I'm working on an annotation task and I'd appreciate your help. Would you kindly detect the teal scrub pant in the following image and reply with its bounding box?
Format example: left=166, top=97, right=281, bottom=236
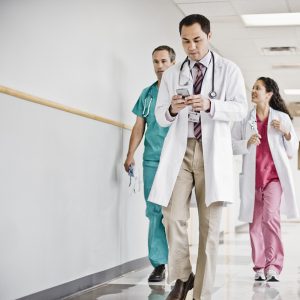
left=143, top=163, right=168, bottom=268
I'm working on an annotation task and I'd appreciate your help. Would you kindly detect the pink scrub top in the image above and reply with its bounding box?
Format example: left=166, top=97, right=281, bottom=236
left=255, top=115, right=279, bottom=189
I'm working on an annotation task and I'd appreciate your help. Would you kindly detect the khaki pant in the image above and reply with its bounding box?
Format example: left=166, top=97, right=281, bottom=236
left=163, top=139, right=223, bottom=300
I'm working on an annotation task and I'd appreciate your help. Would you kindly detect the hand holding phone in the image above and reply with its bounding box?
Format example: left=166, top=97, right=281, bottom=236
left=176, top=88, right=190, bottom=99
left=169, top=90, right=189, bottom=116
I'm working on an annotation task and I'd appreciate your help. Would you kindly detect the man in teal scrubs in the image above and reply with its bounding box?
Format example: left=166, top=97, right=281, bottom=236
left=124, top=45, right=176, bottom=282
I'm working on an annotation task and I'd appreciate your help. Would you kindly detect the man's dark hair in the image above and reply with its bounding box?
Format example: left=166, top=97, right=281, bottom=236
left=152, top=45, right=176, bottom=62
left=179, top=14, right=210, bottom=35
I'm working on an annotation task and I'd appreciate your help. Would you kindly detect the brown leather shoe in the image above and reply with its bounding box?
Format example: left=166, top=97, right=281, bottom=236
left=166, top=272, right=194, bottom=300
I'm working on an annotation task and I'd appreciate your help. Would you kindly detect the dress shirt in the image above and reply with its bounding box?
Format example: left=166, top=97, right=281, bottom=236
left=166, top=50, right=215, bottom=138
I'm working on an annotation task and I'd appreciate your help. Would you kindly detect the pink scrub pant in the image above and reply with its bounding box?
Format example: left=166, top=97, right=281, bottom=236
left=249, top=181, right=284, bottom=274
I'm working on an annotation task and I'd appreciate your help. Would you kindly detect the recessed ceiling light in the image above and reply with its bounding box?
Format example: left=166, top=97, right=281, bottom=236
left=284, top=89, right=300, bottom=95
left=241, top=13, right=300, bottom=26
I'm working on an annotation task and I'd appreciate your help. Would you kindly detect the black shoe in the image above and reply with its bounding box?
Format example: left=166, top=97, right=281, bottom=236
left=166, top=272, right=194, bottom=300
left=148, top=265, right=165, bottom=282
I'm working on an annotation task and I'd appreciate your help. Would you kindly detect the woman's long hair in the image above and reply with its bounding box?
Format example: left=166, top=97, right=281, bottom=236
left=258, top=76, right=293, bottom=120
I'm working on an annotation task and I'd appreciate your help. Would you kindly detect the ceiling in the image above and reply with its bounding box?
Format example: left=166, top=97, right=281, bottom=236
left=172, top=0, right=300, bottom=105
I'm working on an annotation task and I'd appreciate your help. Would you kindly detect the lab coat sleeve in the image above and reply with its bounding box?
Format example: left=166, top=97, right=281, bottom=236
left=155, top=71, right=174, bottom=127
left=231, top=120, right=249, bottom=155
left=283, top=116, right=299, bottom=158
left=212, top=64, right=248, bottom=122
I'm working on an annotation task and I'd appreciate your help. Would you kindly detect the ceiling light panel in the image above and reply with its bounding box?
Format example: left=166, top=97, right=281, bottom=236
left=241, top=13, right=300, bottom=26
left=284, top=89, right=300, bottom=95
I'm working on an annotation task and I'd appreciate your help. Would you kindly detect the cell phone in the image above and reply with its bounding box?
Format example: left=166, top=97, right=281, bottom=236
left=176, top=88, right=190, bottom=98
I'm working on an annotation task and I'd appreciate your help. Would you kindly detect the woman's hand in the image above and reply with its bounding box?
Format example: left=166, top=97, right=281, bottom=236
left=247, top=133, right=262, bottom=148
left=271, top=119, right=291, bottom=140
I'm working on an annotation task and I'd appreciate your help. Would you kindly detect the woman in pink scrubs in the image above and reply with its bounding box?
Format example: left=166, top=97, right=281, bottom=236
left=232, top=77, right=299, bottom=282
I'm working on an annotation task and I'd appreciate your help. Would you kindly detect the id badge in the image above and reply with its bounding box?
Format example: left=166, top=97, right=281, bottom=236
left=188, top=111, right=200, bottom=123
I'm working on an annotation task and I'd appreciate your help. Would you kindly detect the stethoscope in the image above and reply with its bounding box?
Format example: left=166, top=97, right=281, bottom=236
left=142, top=94, right=152, bottom=117
left=142, top=84, right=155, bottom=117
left=178, top=51, right=217, bottom=99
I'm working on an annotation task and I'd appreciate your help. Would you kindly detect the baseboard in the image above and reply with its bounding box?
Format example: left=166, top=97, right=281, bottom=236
left=17, top=257, right=149, bottom=300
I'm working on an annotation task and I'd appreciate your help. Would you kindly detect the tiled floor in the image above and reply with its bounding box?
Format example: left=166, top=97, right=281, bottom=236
left=66, top=222, right=300, bottom=299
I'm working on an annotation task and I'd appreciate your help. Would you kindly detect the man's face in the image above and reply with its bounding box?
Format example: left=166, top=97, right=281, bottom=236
left=180, top=23, right=211, bottom=61
left=152, top=50, right=174, bottom=82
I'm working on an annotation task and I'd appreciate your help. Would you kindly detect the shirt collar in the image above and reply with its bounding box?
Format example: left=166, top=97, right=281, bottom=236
left=189, top=50, right=211, bottom=69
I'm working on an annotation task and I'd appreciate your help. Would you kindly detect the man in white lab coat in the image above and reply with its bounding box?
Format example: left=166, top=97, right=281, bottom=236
left=148, top=14, right=248, bottom=300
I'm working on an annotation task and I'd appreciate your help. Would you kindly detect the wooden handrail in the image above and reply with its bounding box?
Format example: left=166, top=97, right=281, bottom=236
left=0, top=85, right=132, bottom=130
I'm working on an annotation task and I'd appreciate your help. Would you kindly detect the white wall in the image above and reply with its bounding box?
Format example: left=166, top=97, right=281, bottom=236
left=0, top=0, right=185, bottom=299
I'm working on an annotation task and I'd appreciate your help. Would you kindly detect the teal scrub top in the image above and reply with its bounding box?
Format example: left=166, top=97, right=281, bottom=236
left=132, top=82, right=169, bottom=165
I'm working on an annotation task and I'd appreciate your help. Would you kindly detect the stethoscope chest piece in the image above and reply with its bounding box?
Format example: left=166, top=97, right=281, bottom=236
left=209, top=90, right=217, bottom=99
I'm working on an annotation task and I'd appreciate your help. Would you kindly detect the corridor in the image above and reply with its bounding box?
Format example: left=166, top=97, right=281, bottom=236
left=65, top=222, right=300, bottom=300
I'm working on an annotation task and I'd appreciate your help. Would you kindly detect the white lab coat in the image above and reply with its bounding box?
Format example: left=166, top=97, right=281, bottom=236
left=148, top=51, right=248, bottom=207
left=232, top=107, right=299, bottom=222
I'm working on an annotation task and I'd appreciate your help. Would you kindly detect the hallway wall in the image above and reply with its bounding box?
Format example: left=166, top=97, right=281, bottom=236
left=0, top=0, right=185, bottom=299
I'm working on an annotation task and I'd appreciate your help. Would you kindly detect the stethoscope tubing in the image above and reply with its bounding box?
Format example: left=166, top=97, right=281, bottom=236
left=179, top=51, right=216, bottom=99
